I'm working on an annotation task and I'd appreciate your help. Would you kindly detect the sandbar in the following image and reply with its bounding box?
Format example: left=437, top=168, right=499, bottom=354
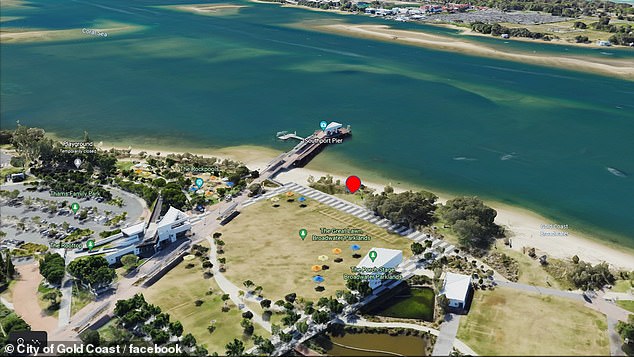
left=297, top=23, right=634, bottom=81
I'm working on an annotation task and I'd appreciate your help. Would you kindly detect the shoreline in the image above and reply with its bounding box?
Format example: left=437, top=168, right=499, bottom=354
left=0, top=21, right=144, bottom=44
left=57, top=134, right=634, bottom=270
left=294, top=23, right=634, bottom=81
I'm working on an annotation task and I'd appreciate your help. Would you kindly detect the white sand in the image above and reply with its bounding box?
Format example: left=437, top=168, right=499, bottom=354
left=102, top=141, right=634, bottom=270
left=277, top=167, right=634, bottom=270
left=299, top=23, right=634, bottom=81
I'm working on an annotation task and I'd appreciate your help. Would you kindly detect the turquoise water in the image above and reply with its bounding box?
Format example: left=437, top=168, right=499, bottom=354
left=1, top=0, right=633, bottom=244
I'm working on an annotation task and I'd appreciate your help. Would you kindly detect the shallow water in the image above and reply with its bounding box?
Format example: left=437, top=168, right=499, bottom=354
left=2, top=0, right=633, bottom=245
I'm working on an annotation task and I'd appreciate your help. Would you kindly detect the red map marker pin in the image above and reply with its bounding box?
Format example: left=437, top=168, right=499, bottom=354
left=346, top=175, right=361, bottom=193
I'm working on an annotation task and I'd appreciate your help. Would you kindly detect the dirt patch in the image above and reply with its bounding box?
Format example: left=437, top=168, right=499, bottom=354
left=13, top=263, right=58, bottom=333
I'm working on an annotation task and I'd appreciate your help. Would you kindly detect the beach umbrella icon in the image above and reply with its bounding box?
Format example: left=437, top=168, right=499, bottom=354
left=298, top=196, right=306, bottom=202
left=318, top=255, right=329, bottom=262
left=332, top=248, right=342, bottom=255
left=350, top=244, right=361, bottom=252
left=311, top=265, right=322, bottom=272
left=313, top=275, right=325, bottom=284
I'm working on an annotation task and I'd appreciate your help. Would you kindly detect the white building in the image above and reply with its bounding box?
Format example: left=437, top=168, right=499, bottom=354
left=440, top=272, right=472, bottom=309
left=356, top=247, right=403, bottom=289
left=105, top=206, right=191, bottom=265
left=324, top=121, right=343, bottom=135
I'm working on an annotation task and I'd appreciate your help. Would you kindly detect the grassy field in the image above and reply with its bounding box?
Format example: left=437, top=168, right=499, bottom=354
left=498, top=17, right=628, bottom=44
left=71, top=284, right=94, bottom=316
left=367, top=287, right=435, bottom=321
left=498, top=247, right=561, bottom=289
left=612, top=279, right=633, bottom=293
left=217, top=194, right=413, bottom=302
left=616, top=300, right=634, bottom=313
left=145, top=241, right=267, bottom=355
left=457, top=287, right=609, bottom=356
left=37, top=283, right=60, bottom=318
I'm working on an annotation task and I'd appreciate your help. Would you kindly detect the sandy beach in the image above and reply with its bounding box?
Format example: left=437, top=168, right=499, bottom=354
left=277, top=166, right=634, bottom=271
left=0, top=21, right=143, bottom=44
left=297, top=23, right=634, bottom=81
left=98, top=138, right=634, bottom=271
left=156, top=3, right=247, bottom=17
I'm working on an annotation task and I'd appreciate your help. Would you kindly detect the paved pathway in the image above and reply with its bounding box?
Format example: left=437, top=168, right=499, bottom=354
left=0, top=297, right=14, bottom=310
left=607, top=317, right=626, bottom=356
left=348, top=318, right=478, bottom=356
left=207, top=236, right=272, bottom=333
left=431, top=313, right=463, bottom=356
left=493, top=280, right=584, bottom=301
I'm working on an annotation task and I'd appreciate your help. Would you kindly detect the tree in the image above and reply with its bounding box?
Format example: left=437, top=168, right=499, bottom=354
left=437, top=294, right=449, bottom=313
left=241, top=318, right=254, bottom=335
left=67, top=256, right=115, bottom=290
left=81, top=330, right=100, bottom=346
left=243, top=280, right=254, bottom=289
left=572, top=255, right=580, bottom=264
left=120, top=254, right=139, bottom=271
left=182, top=333, right=197, bottom=347
left=296, top=320, right=309, bottom=334
left=616, top=315, right=634, bottom=345
left=365, top=190, right=437, bottom=228
left=11, top=125, right=47, bottom=168
left=440, top=196, right=501, bottom=249
left=39, top=252, right=65, bottom=286
left=169, top=321, right=183, bottom=337
left=411, top=242, right=424, bottom=255
left=5, top=251, right=15, bottom=279
left=312, top=310, right=330, bottom=324
left=260, top=299, right=271, bottom=309
left=161, top=185, right=188, bottom=213
left=225, top=338, right=245, bottom=356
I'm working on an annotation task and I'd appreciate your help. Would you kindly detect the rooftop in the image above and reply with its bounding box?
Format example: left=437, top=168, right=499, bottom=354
left=441, top=272, right=472, bottom=302
left=121, top=222, right=145, bottom=237
left=357, top=247, right=402, bottom=269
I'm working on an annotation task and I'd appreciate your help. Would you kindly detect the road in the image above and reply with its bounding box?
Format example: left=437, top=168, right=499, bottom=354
left=431, top=313, right=463, bottom=356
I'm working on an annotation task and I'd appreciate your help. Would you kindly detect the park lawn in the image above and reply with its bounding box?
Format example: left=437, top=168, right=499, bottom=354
left=612, top=280, right=633, bottom=293
left=368, top=287, right=435, bottom=321
left=498, top=247, right=561, bottom=289
left=36, top=283, right=60, bottom=318
left=616, top=300, right=634, bottom=313
left=217, top=194, right=413, bottom=302
left=498, top=18, right=620, bottom=44
left=457, top=287, right=609, bottom=356
left=71, top=284, right=94, bottom=316
left=144, top=244, right=267, bottom=355
left=115, top=160, right=135, bottom=171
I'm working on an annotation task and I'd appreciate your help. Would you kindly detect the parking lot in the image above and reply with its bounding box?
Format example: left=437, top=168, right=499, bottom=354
left=0, top=182, right=146, bottom=247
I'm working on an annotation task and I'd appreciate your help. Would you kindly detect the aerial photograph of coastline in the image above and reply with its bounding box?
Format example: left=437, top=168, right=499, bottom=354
left=0, top=0, right=633, bottom=356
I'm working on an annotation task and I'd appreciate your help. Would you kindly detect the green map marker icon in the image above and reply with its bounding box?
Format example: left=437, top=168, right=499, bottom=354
left=299, top=229, right=307, bottom=240
left=71, top=202, right=80, bottom=214
left=369, top=250, right=378, bottom=262
left=86, top=240, right=95, bottom=251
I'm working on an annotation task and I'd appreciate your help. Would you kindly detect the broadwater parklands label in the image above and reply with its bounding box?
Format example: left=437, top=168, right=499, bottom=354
left=311, top=227, right=371, bottom=241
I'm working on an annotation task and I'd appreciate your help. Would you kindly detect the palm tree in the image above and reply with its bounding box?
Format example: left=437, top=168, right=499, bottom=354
left=225, top=338, right=245, bottom=356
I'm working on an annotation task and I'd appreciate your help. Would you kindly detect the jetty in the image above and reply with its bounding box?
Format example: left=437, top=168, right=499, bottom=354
left=277, top=131, right=304, bottom=141
left=264, top=123, right=351, bottom=178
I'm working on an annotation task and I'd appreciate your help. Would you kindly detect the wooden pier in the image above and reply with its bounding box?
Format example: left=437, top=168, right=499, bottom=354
left=263, top=126, right=351, bottom=178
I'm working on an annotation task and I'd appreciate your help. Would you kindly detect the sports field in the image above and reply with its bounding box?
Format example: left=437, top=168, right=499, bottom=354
left=457, top=287, right=609, bottom=355
left=217, top=194, right=412, bottom=302
left=145, top=241, right=267, bottom=354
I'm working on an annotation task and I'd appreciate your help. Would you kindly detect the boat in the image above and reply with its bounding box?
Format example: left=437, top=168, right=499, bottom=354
left=607, top=167, right=627, bottom=178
